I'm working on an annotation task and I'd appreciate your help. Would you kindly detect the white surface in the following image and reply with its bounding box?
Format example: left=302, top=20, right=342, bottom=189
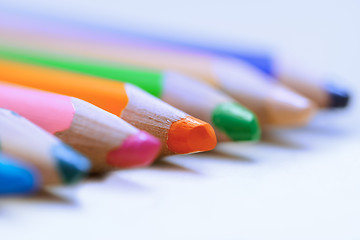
left=0, top=0, right=359, bottom=239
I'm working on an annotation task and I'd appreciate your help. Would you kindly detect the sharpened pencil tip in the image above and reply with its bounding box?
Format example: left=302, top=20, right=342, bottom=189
left=266, top=85, right=317, bottom=126
left=107, top=130, right=161, bottom=168
left=52, top=143, right=90, bottom=184
left=0, top=154, right=40, bottom=195
left=212, top=102, right=261, bottom=141
left=168, top=116, right=217, bottom=154
left=324, top=82, right=350, bottom=108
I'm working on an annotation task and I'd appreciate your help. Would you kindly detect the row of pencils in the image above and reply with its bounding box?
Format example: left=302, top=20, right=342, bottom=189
left=0, top=7, right=350, bottom=195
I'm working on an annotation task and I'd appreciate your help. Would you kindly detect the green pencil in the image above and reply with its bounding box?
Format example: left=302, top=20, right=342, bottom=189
left=0, top=46, right=260, bottom=142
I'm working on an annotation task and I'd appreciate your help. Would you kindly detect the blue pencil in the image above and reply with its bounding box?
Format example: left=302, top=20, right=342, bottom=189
left=0, top=154, right=40, bottom=195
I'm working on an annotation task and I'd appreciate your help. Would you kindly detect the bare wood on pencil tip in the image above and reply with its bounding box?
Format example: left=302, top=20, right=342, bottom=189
left=121, top=84, right=186, bottom=155
left=55, top=97, right=139, bottom=172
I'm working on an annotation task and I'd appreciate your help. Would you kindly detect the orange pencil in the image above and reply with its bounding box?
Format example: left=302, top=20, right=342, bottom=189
left=0, top=58, right=217, bottom=155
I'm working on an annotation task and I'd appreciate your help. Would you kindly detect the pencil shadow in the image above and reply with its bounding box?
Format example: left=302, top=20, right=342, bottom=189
left=87, top=171, right=109, bottom=180
left=295, top=124, right=351, bottom=137
left=0, top=189, right=72, bottom=204
left=90, top=174, right=150, bottom=192
left=27, top=189, right=72, bottom=203
left=209, top=149, right=255, bottom=163
left=151, top=158, right=199, bottom=174
left=261, top=131, right=309, bottom=149
left=81, top=161, right=199, bottom=191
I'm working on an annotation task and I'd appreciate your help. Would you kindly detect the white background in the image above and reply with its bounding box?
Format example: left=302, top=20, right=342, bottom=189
left=0, top=0, right=359, bottom=239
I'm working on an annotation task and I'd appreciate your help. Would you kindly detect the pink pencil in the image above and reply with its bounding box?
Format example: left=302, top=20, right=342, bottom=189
left=0, top=82, right=161, bottom=172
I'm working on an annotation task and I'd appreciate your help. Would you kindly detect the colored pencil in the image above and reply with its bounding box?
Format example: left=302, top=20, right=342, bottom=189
left=0, top=108, right=90, bottom=185
left=0, top=8, right=345, bottom=109
left=0, top=57, right=217, bottom=154
left=0, top=82, right=161, bottom=172
left=0, top=42, right=316, bottom=127
left=0, top=153, right=40, bottom=195
left=160, top=72, right=260, bottom=141
left=269, top=62, right=350, bottom=109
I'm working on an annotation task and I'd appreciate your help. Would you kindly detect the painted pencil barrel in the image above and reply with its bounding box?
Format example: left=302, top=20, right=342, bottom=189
left=0, top=58, right=215, bottom=155
left=0, top=108, right=90, bottom=185
left=0, top=83, right=161, bottom=172
left=0, top=153, right=40, bottom=195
